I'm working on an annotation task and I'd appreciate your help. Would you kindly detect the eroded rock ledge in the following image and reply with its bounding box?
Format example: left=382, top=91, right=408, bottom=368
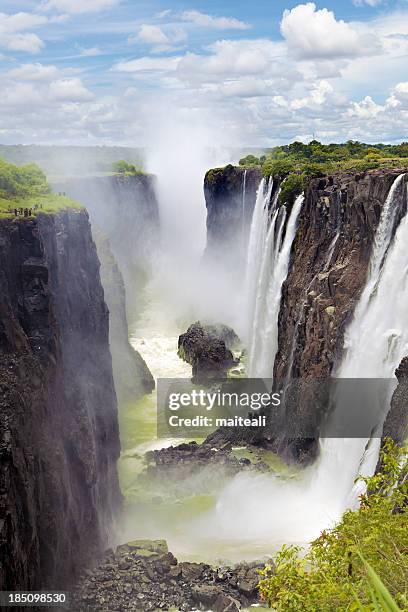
left=73, top=539, right=265, bottom=611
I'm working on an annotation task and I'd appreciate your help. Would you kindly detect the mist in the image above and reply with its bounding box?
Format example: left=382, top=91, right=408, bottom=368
left=144, top=112, right=244, bottom=331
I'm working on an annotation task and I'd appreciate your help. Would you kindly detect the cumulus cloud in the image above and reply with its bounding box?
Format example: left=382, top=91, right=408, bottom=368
left=7, top=63, right=60, bottom=80
left=347, top=95, right=384, bottom=118
left=137, top=24, right=170, bottom=45
left=178, top=40, right=283, bottom=81
left=291, top=80, right=334, bottom=109
left=4, top=32, right=43, bottom=53
left=281, top=3, right=379, bottom=59
left=41, top=0, right=120, bottom=14
left=49, top=77, right=94, bottom=101
left=0, top=11, right=49, bottom=53
left=129, top=23, right=187, bottom=52
left=181, top=10, right=250, bottom=30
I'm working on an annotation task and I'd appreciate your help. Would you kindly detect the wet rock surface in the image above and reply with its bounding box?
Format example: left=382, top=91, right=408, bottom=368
left=95, top=230, right=154, bottom=402
left=0, top=212, right=121, bottom=591
left=143, top=441, right=269, bottom=482
left=73, top=540, right=265, bottom=611
left=271, top=169, right=408, bottom=462
left=178, top=322, right=239, bottom=382
left=383, top=356, right=408, bottom=445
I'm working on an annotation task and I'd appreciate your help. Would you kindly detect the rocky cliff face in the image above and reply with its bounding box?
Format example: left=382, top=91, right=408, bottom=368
left=0, top=210, right=122, bottom=591
left=204, top=165, right=262, bottom=270
left=274, top=170, right=408, bottom=383
left=53, top=174, right=160, bottom=316
left=94, top=231, right=154, bottom=403
left=203, top=167, right=408, bottom=462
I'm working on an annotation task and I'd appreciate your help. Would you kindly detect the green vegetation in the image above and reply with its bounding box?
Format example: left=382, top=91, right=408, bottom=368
left=112, top=160, right=145, bottom=176
left=0, top=157, right=81, bottom=217
left=0, top=144, right=145, bottom=178
left=258, top=439, right=408, bottom=611
left=238, top=140, right=408, bottom=205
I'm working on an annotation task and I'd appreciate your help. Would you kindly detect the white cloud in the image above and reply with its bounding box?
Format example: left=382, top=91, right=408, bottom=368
left=137, top=24, right=170, bottom=45
left=178, top=40, right=283, bottom=81
left=7, top=63, right=60, bottom=80
left=3, top=32, right=43, bottom=53
left=0, top=11, right=49, bottom=53
left=114, top=57, right=181, bottom=72
left=181, top=10, right=250, bottom=30
left=41, top=0, right=120, bottom=14
left=347, top=95, right=384, bottom=118
left=291, top=80, right=334, bottom=109
left=80, top=46, right=103, bottom=56
left=49, top=77, right=94, bottom=101
left=0, top=12, right=48, bottom=33
left=281, top=3, right=378, bottom=59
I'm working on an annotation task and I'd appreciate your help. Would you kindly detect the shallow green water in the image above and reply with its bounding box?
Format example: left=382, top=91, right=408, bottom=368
left=117, top=290, right=300, bottom=565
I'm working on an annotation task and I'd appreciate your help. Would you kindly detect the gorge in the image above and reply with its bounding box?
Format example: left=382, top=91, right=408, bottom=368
left=1, top=149, right=408, bottom=609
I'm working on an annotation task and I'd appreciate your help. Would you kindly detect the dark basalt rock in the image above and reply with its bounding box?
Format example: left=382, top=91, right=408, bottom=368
left=271, top=169, right=408, bottom=462
left=202, top=167, right=408, bottom=464
left=178, top=322, right=239, bottom=382
left=383, top=356, right=408, bottom=444
left=53, top=174, right=160, bottom=315
left=0, top=211, right=122, bottom=592
left=94, top=230, right=154, bottom=402
left=73, top=539, right=266, bottom=611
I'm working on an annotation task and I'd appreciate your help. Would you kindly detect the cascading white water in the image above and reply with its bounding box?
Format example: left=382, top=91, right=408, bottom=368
left=314, top=173, right=408, bottom=511
left=241, top=169, right=247, bottom=246
left=243, top=178, right=273, bottom=341
left=248, top=193, right=304, bottom=377
left=202, top=174, right=408, bottom=548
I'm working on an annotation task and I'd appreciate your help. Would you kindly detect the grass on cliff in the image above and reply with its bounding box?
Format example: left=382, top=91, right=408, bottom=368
left=0, top=156, right=81, bottom=217
left=258, top=439, right=408, bottom=611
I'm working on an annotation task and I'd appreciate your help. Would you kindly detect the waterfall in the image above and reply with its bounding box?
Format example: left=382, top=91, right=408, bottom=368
left=248, top=193, right=304, bottom=377
left=244, top=178, right=273, bottom=340
left=313, top=173, right=408, bottom=515
left=241, top=169, right=247, bottom=246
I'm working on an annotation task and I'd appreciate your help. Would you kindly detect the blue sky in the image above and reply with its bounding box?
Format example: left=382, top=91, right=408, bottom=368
left=0, top=0, right=407, bottom=145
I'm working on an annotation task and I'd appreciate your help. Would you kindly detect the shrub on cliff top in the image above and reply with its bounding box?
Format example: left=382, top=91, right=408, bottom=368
left=258, top=439, right=408, bottom=611
left=0, top=157, right=49, bottom=199
left=279, top=174, right=305, bottom=206
left=112, top=160, right=145, bottom=175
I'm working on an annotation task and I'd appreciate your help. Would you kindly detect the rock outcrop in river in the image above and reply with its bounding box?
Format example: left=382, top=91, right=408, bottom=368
left=178, top=322, right=239, bottom=381
left=0, top=210, right=122, bottom=591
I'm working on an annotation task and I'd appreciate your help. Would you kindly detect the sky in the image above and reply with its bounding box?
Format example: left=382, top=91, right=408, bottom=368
left=0, top=0, right=407, bottom=146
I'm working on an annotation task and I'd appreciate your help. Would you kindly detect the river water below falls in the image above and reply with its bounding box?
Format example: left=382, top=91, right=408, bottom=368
left=117, top=285, right=302, bottom=565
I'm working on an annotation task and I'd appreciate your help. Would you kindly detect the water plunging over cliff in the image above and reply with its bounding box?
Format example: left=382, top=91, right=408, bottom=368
left=314, top=173, right=408, bottom=511
left=246, top=189, right=304, bottom=377
left=203, top=173, right=408, bottom=548
left=241, top=169, right=247, bottom=246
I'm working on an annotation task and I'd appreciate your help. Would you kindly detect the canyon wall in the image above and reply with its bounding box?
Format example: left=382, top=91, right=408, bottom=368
left=94, top=231, right=154, bottom=404
left=0, top=210, right=122, bottom=591
left=204, top=166, right=408, bottom=461
left=53, top=174, right=160, bottom=317
left=204, top=165, right=262, bottom=272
